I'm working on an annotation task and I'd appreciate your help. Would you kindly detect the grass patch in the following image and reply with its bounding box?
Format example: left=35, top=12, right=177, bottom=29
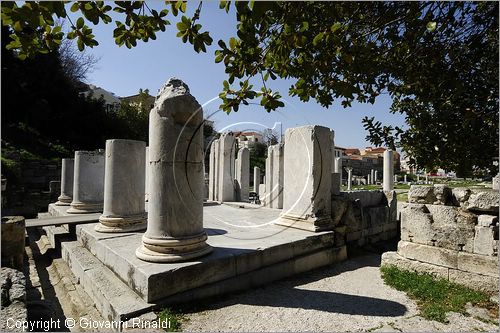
left=396, top=192, right=408, bottom=202
left=157, top=308, right=184, bottom=332
left=381, top=265, right=496, bottom=323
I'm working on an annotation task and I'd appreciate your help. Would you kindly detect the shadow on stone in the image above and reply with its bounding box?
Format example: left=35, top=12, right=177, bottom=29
left=240, top=288, right=407, bottom=316
left=205, top=228, right=228, bottom=236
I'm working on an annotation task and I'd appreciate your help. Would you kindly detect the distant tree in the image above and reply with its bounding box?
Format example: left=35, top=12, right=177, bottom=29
left=252, top=141, right=267, bottom=158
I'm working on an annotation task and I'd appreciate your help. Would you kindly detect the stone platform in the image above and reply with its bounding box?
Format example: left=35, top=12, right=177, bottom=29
left=44, top=203, right=346, bottom=322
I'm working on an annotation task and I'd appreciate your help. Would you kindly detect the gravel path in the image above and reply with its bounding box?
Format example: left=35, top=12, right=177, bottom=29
left=182, top=254, right=498, bottom=332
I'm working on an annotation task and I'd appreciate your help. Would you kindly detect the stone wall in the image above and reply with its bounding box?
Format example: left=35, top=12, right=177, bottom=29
left=2, top=159, right=61, bottom=217
left=382, top=185, right=499, bottom=294
left=332, top=190, right=398, bottom=247
left=1, top=267, right=27, bottom=332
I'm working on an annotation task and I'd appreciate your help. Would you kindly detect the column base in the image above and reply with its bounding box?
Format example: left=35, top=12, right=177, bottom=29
left=67, top=201, right=103, bottom=214
left=136, top=232, right=212, bottom=263
left=55, top=195, right=72, bottom=206
left=95, top=213, right=147, bottom=233
left=275, top=213, right=335, bottom=232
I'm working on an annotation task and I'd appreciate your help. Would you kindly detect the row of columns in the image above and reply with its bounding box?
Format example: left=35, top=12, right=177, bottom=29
left=54, top=79, right=398, bottom=263
left=207, top=132, right=252, bottom=203
left=55, top=78, right=211, bottom=263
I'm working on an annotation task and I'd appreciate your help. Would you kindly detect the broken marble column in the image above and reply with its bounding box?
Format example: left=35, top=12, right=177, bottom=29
left=145, top=147, right=150, bottom=202
left=278, top=125, right=333, bottom=231
left=67, top=150, right=105, bottom=214
left=370, top=169, right=375, bottom=185
left=55, top=158, right=74, bottom=206
left=346, top=167, right=353, bottom=191
left=270, top=143, right=284, bottom=209
left=374, top=170, right=378, bottom=184
left=236, top=148, right=250, bottom=202
left=383, top=149, right=394, bottom=191
left=404, top=175, right=407, bottom=183
left=367, top=173, right=371, bottom=185
left=218, top=132, right=236, bottom=202
left=96, top=139, right=147, bottom=233
left=136, top=78, right=211, bottom=262
left=394, top=174, right=398, bottom=183
left=333, top=157, right=342, bottom=194
left=254, top=167, right=261, bottom=195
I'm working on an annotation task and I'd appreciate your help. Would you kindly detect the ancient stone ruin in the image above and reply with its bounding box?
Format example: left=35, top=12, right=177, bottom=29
left=382, top=184, right=499, bottom=293
left=5, top=77, right=496, bottom=329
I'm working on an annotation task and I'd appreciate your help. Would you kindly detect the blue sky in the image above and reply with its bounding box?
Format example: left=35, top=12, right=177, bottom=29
left=83, top=2, right=406, bottom=149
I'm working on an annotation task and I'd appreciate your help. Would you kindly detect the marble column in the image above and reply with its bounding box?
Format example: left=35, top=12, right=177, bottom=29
left=208, top=143, right=215, bottom=201
left=346, top=167, right=353, bottom=191
left=218, top=132, right=236, bottom=202
left=264, top=147, right=273, bottom=207
left=334, top=157, right=342, bottom=173
left=213, top=139, right=220, bottom=201
left=67, top=150, right=105, bottom=214
left=374, top=170, right=378, bottom=184
left=136, top=78, right=211, bottom=263
left=236, top=148, right=250, bottom=202
left=394, top=174, right=398, bottom=183
left=96, top=139, right=147, bottom=233
left=55, top=158, right=74, bottom=206
left=370, top=169, right=375, bottom=185
left=367, top=173, right=371, bottom=185
left=334, top=157, right=343, bottom=189
left=404, top=174, right=407, bottom=183
left=253, top=167, right=261, bottom=195
left=270, top=143, right=284, bottom=209
left=383, top=149, right=394, bottom=191
left=278, top=125, right=333, bottom=231
left=357, top=178, right=361, bottom=186
left=145, top=147, right=150, bottom=202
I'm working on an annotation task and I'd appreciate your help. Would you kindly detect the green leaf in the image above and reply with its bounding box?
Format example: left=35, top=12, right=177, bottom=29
left=229, top=37, right=236, bottom=49
left=77, top=38, right=84, bottom=51
left=76, top=17, right=84, bottom=29
left=300, top=21, right=309, bottom=32
left=330, top=22, right=341, bottom=33
left=312, top=32, right=324, bottom=46
left=426, top=21, right=437, bottom=32
left=176, top=21, right=187, bottom=31
left=70, top=2, right=80, bottom=12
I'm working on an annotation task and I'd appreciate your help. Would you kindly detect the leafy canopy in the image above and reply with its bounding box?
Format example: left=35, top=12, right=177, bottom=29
left=1, top=1, right=498, bottom=175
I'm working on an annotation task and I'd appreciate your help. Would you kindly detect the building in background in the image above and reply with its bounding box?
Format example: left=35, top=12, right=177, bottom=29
left=235, top=131, right=264, bottom=150
left=80, top=84, right=121, bottom=112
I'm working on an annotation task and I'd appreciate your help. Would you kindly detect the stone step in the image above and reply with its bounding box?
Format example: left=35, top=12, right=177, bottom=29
left=61, top=240, right=153, bottom=326
left=74, top=221, right=343, bottom=303
left=61, top=232, right=346, bottom=323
